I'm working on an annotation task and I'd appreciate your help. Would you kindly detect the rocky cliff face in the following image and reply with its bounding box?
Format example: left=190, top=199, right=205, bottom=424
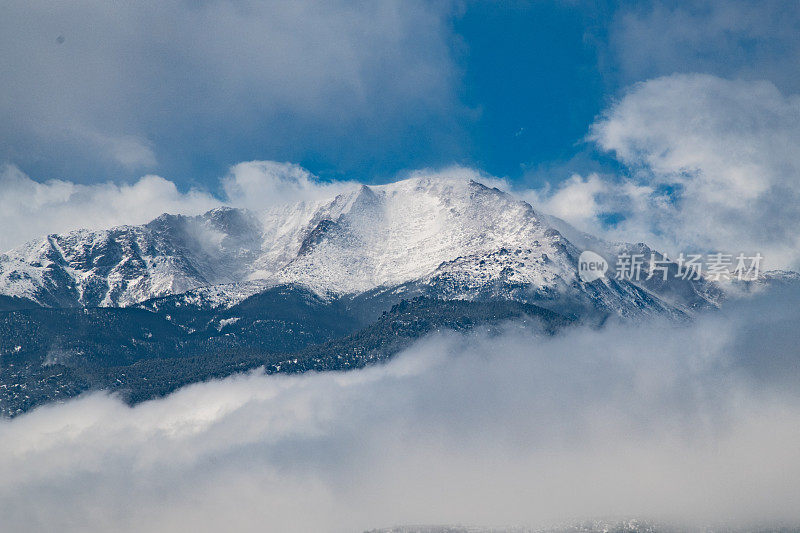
left=0, top=176, right=718, bottom=316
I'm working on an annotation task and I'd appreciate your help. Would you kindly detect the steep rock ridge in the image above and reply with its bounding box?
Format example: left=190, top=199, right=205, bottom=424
left=544, top=214, right=723, bottom=312
left=0, top=207, right=264, bottom=307
left=273, top=178, right=696, bottom=317
left=274, top=178, right=578, bottom=294
left=0, top=175, right=719, bottom=316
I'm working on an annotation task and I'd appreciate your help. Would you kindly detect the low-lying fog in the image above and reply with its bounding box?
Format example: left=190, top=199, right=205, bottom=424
left=2, top=287, right=800, bottom=533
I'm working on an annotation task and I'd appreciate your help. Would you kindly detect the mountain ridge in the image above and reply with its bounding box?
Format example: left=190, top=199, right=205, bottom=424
left=3, top=175, right=797, bottom=416
left=0, top=175, right=719, bottom=317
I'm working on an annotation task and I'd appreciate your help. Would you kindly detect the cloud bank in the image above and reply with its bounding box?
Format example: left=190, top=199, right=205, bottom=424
left=608, top=0, right=800, bottom=92
left=5, top=72, right=800, bottom=271
left=0, top=162, right=502, bottom=253
left=530, top=73, right=800, bottom=270
left=0, top=0, right=459, bottom=182
left=2, top=287, right=800, bottom=532
left=0, top=164, right=218, bottom=252
left=0, top=161, right=362, bottom=253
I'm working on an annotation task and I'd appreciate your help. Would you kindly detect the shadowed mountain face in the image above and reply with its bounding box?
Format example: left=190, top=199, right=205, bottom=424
left=0, top=176, right=738, bottom=416
left=0, top=286, right=570, bottom=416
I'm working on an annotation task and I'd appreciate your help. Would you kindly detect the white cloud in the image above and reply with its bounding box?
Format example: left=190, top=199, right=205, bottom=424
left=609, top=1, right=800, bottom=92
left=6, top=108, right=800, bottom=274
left=222, top=160, right=357, bottom=210
left=2, top=288, right=800, bottom=532
left=0, top=162, right=512, bottom=253
left=403, top=165, right=509, bottom=191
left=88, top=131, right=157, bottom=170
left=524, top=173, right=608, bottom=227
left=0, top=160, right=367, bottom=252
left=0, top=0, right=458, bottom=180
left=530, top=74, right=800, bottom=270
left=0, top=165, right=221, bottom=252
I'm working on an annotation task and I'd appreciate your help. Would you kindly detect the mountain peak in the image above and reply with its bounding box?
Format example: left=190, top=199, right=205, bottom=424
left=0, top=175, right=720, bottom=316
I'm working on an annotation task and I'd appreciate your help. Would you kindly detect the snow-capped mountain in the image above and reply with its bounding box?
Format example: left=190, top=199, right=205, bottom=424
left=0, top=176, right=716, bottom=316
left=0, top=175, right=761, bottom=416
left=0, top=207, right=264, bottom=307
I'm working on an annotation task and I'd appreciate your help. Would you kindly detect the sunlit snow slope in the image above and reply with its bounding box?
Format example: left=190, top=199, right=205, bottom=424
left=0, top=176, right=717, bottom=316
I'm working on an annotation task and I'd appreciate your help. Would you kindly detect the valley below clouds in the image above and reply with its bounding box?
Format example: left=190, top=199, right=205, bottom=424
left=3, top=287, right=799, bottom=533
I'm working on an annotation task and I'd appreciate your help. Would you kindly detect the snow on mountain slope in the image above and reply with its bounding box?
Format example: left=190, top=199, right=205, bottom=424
left=543, top=214, right=723, bottom=311
left=275, top=178, right=576, bottom=293
left=273, top=178, right=709, bottom=316
left=0, top=174, right=718, bottom=315
left=0, top=207, right=264, bottom=307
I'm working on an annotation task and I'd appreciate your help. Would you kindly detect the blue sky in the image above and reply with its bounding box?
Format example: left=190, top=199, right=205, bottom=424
left=0, top=0, right=610, bottom=188
left=5, top=0, right=796, bottom=191
left=453, top=1, right=607, bottom=183
left=4, top=1, right=800, bottom=269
